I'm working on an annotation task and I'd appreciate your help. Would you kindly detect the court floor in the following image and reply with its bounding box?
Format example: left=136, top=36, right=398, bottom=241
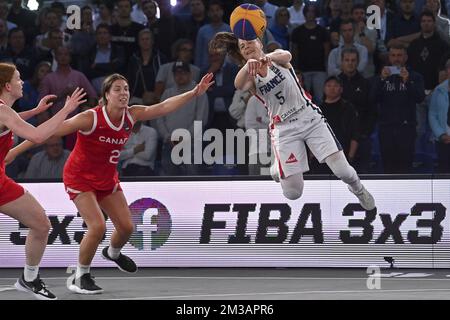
left=1, top=267, right=450, bottom=300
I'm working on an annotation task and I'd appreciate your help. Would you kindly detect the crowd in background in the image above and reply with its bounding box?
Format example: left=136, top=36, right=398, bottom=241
left=3, top=0, right=450, bottom=178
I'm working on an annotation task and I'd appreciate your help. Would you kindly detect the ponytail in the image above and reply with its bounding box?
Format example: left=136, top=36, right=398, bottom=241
left=209, top=32, right=246, bottom=67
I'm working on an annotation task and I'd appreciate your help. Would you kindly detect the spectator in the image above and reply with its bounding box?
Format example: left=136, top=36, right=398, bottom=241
left=291, top=3, right=330, bottom=104
left=40, top=29, right=66, bottom=71
left=127, top=28, right=167, bottom=105
left=371, top=44, right=425, bottom=173
left=352, top=4, right=377, bottom=78
left=288, top=0, right=305, bottom=30
left=312, top=76, right=359, bottom=173
left=319, top=0, right=341, bottom=33
left=253, top=0, right=279, bottom=27
left=94, top=1, right=115, bottom=28
left=195, top=0, right=231, bottom=70
left=18, top=61, right=52, bottom=125
left=229, top=89, right=252, bottom=130
left=327, top=20, right=368, bottom=76
left=131, top=0, right=148, bottom=25
left=386, top=0, right=420, bottom=49
left=39, top=46, right=97, bottom=116
left=0, top=28, right=38, bottom=81
left=120, top=121, right=158, bottom=176
left=425, top=0, right=450, bottom=45
left=429, top=58, right=450, bottom=173
left=24, top=136, right=70, bottom=179
left=70, top=12, right=96, bottom=64
left=269, top=7, right=290, bottom=50
left=156, top=61, right=209, bottom=175
left=2, top=1, right=19, bottom=32
left=35, top=9, right=71, bottom=53
left=329, top=0, right=353, bottom=48
left=180, top=0, right=209, bottom=43
left=0, top=18, right=8, bottom=52
left=338, top=48, right=376, bottom=173
left=148, top=0, right=180, bottom=60
left=202, top=50, right=238, bottom=133
left=154, top=38, right=200, bottom=101
left=245, top=95, right=271, bottom=175
left=110, top=0, right=145, bottom=66
left=372, top=0, right=395, bottom=73
left=84, top=24, right=126, bottom=94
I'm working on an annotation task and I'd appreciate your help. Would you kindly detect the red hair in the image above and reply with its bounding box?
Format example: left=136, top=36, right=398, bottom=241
left=0, top=63, right=16, bottom=94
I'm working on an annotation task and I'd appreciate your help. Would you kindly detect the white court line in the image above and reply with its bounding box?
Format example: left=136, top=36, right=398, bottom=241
left=106, top=288, right=450, bottom=300
left=0, top=276, right=450, bottom=281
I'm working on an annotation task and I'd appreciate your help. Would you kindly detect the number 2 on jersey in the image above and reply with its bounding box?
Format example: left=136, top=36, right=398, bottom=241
left=109, top=150, right=120, bottom=164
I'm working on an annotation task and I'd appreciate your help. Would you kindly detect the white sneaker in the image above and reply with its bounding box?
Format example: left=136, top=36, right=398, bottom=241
left=348, top=185, right=376, bottom=211
left=270, top=163, right=280, bottom=183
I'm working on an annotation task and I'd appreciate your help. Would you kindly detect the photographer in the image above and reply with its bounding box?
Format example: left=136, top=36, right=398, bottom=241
left=371, top=44, right=425, bottom=173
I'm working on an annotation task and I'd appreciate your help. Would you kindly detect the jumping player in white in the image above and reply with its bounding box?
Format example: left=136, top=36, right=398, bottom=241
left=210, top=32, right=375, bottom=210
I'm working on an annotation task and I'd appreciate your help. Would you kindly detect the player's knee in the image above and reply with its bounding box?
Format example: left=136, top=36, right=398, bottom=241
left=30, top=210, right=51, bottom=236
left=88, top=222, right=107, bottom=240
left=283, top=188, right=303, bottom=200
left=119, top=221, right=134, bottom=237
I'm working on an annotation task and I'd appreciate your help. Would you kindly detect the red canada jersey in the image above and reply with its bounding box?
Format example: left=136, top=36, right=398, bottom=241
left=0, top=129, right=13, bottom=186
left=0, top=99, right=13, bottom=185
left=63, top=105, right=134, bottom=190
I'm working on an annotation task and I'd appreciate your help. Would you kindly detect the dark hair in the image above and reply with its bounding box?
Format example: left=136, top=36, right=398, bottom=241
left=389, top=42, right=407, bottom=51
left=341, top=47, right=360, bottom=62
left=208, top=0, right=224, bottom=10
left=351, top=4, right=366, bottom=13
left=117, top=0, right=133, bottom=7
left=172, top=38, right=194, bottom=60
left=100, top=73, right=128, bottom=106
left=340, top=19, right=354, bottom=30
left=8, top=27, right=24, bottom=40
left=30, top=61, right=51, bottom=88
left=209, top=32, right=246, bottom=66
left=96, top=23, right=111, bottom=34
left=324, top=75, right=343, bottom=86
left=303, top=3, right=319, bottom=17
left=50, top=1, right=65, bottom=12
left=420, top=10, right=436, bottom=22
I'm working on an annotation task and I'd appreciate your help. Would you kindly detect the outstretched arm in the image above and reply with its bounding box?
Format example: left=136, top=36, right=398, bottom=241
left=130, top=73, right=214, bottom=122
left=5, top=110, right=93, bottom=165
left=0, top=88, right=86, bottom=144
left=265, top=49, right=292, bottom=65
left=18, top=95, right=57, bottom=121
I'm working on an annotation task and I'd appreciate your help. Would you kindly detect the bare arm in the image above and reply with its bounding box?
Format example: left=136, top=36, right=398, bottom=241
left=5, top=110, right=93, bottom=164
left=18, top=94, right=57, bottom=121
left=235, top=63, right=256, bottom=91
left=0, top=88, right=86, bottom=144
left=130, top=73, right=214, bottom=122
left=266, top=49, right=292, bottom=65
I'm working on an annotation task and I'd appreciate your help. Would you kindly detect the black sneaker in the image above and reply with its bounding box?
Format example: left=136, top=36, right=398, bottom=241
left=15, top=274, right=57, bottom=300
left=68, top=273, right=103, bottom=294
left=102, top=246, right=138, bottom=273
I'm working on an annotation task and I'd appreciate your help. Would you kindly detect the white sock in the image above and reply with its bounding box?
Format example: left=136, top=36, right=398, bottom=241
left=24, top=265, right=39, bottom=282
left=108, top=246, right=121, bottom=260
left=75, top=263, right=90, bottom=279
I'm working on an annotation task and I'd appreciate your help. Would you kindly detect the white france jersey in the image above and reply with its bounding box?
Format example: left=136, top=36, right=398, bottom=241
left=254, top=62, right=323, bottom=125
